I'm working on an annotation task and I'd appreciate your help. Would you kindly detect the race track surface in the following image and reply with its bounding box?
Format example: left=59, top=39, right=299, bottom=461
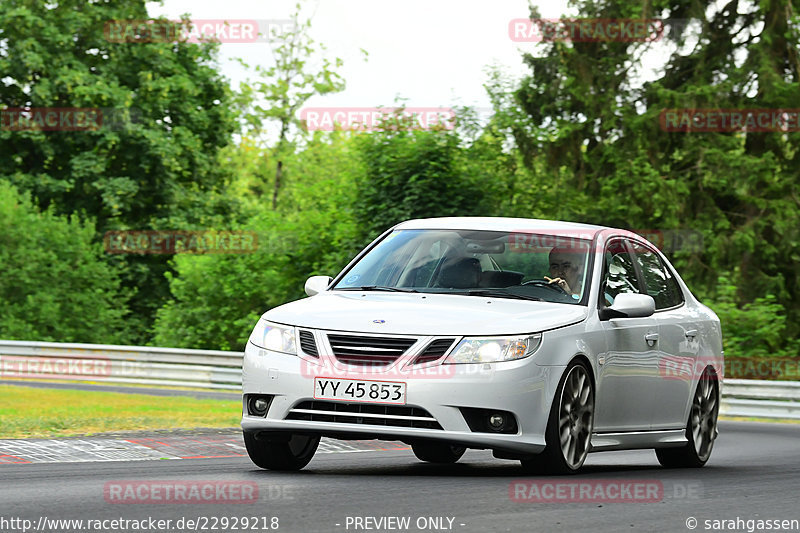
left=1, top=421, right=798, bottom=533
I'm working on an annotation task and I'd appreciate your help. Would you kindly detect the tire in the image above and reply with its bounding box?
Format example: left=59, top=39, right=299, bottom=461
left=243, top=431, right=320, bottom=471
left=521, top=360, right=594, bottom=474
left=656, top=368, right=719, bottom=468
left=411, top=442, right=466, bottom=464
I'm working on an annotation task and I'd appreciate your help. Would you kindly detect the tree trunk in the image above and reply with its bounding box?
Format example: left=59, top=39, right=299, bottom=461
left=272, top=159, right=283, bottom=210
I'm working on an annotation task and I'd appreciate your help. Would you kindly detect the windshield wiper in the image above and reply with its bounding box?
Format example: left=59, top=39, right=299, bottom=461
left=452, top=289, right=542, bottom=301
left=338, top=286, right=419, bottom=293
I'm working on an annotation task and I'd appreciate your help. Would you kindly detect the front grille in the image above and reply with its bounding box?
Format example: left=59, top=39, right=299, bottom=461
left=327, top=334, right=416, bottom=366
left=298, top=330, right=318, bottom=357
left=412, top=338, right=456, bottom=365
left=285, top=400, right=443, bottom=430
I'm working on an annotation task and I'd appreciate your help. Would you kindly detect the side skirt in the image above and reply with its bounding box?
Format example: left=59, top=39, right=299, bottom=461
left=589, top=429, right=687, bottom=452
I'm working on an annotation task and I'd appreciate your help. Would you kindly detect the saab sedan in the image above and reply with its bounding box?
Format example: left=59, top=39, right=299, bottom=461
left=241, top=217, right=722, bottom=474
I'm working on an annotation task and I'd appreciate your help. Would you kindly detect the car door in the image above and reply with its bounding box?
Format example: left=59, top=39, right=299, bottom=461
left=594, top=238, right=661, bottom=432
left=630, top=240, right=695, bottom=429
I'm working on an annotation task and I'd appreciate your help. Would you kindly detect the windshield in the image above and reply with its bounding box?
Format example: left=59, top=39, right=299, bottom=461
left=333, top=229, right=593, bottom=305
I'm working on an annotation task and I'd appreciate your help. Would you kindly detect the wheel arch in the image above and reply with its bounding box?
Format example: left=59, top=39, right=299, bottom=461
left=568, top=352, right=596, bottom=389
left=542, top=353, right=597, bottom=425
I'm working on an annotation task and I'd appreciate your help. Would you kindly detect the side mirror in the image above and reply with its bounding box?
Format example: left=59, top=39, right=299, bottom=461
left=599, top=293, right=655, bottom=320
left=304, top=275, right=332, bottom=297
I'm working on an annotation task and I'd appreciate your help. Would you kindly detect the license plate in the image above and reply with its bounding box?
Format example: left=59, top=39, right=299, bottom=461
left=314, top=378, right=406, bottom=405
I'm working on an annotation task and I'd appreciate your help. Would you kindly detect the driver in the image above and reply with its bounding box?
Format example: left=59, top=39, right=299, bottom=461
left=545, top=246, right=586, bottom=297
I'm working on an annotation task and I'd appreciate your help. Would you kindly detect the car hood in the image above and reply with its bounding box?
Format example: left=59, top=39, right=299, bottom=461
left=262, top=291, right=587, bottom=336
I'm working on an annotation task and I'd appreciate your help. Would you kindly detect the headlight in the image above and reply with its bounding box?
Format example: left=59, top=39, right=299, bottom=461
left=443, top=334, right=542, bottom=364
left=248, top=319, right=297, bottom=355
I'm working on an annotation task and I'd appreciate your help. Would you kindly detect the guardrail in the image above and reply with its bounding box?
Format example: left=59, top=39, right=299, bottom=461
left=1, top=340, right=799, bottom=419
left=0, top=340, right=242, bottom=390
left=721, top=379, right=800, bottom=420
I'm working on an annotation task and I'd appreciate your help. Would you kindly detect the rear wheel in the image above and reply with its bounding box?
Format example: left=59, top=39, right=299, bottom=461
left=656, top=368, right=719, bottom=468
left=521, top=360, right=594, bottom=474
left=411, top=442, right=466, bottom=464
left=243, top=431, right=320, bottom=471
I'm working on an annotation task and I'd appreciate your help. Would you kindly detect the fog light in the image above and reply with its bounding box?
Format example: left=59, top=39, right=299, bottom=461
left=248, top=396, right=271, bottom=416
left=488, top=414, right=506, bottom=431
left=460, top=407, right=518, bottom=434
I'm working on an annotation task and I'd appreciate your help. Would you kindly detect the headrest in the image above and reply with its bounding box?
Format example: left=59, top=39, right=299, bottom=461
left=438, top=257, right=481, bottom=289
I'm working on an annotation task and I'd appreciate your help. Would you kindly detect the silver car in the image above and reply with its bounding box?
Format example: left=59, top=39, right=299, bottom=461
left=241, top=217, right=723, bottom=473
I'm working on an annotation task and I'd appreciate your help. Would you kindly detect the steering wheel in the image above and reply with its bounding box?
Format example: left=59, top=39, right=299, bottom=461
left=522, top=278, right=571, bottom=296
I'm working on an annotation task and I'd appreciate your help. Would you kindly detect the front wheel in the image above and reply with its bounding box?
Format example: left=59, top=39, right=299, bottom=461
left=656, top=368, right=719, bottom=468
left=411, top=442, right=466, bottom=463
left=521, top=360, right=594, bottom=474
left=243, top=431, right=320, bottom=471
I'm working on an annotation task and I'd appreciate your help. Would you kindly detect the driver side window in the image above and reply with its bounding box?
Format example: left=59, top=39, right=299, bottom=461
left=602, top=239, right=641, bottom=306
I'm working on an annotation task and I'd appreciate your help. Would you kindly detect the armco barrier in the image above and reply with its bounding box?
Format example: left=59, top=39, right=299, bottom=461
left=1, top=341, right=798, bottom=418
left=0, top=340, right=242, bottom=390
left=720, top=379, right=800, bottom=420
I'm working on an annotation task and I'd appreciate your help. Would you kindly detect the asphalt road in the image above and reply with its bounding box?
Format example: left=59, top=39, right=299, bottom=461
left=1, top=421, right=798, bottom=533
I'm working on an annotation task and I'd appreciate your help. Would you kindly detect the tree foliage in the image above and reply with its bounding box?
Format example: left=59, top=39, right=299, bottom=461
left=235, top=2, right=347, bottom=208
left=153, top=133, right=361, bottom=350
left=353, top=115, right=504, bottom=241
left=0, top=0, right=239, bottom=341
left=1, top=0, right=797, bottom=369
left=501, top=0, right=800, bottom=341
left=0, top=182, right=130, bottom=343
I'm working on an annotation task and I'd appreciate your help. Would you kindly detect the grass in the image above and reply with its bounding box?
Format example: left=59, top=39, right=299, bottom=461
left=0, top=384, right=241, bottom=439
left=1, top=384, right=795, bottom=440
left=719, top=415, right=800, bottom=425
left=2, top=377, right=237, bottom=393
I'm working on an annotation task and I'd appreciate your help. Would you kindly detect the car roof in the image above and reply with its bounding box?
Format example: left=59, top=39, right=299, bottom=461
left=393, top=217, right=608, bottom=237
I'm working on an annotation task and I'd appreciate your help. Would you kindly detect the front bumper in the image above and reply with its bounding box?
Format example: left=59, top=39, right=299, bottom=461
left=241, top=342, right=563, bottom=454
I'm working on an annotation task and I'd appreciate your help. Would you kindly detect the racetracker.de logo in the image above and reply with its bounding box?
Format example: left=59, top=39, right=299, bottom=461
left=660, top=355, right=797, bottom=381
left=299, top=359, right=464, bottom=381
left=509, top=18, right=664, bottom=42
left=1, top=107, right=141, bottom=132
left=510, top=479, right=664, bottom=503
left=1, top=108, right=101, bottom=131
left=298, top=107, right=456, bottom=132
left=659, top=356, right=723, bottom=381
left=507, top=229, right=703, bottom=254
left=104, top=481, right=258, bottom=504
left=0, top=355, right=111, bottom=380
left=660, top=108, right=800, bottom=132
left=508, top=232, right=594, bottom=254
left=104, top=19, right=295, bottom=43
left=103, top=230, right=258, bottom=255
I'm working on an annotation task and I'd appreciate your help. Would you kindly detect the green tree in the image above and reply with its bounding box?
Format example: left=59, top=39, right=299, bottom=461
left=711, top=272, right=794, bottom=361
left=0, top=0, right=239, bottom=341
left=0, top=182, right=130, bottom=343
left=502, top=0, right=800, bottom=352
left=353, top=114, right=501, bottom=241
left=153, top=132, right=361, bottom=350
left=236, top=2, right=347, bottom=209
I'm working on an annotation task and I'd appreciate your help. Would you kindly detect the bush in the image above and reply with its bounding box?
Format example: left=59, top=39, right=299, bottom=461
left=0, top=182, right=131, bottom=344
left=152, top=134, right=361, bottom=350
left=353, top=119, right=498, bottom=240
left=706, top=273, right=796, bottom=361
left=152, top=208, right=359, bottom=351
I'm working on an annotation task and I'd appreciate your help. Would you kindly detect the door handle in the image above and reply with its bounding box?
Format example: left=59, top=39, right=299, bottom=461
left=685, top=329, right=698, bottom=339
left=644, top=333, right=659, bottom=344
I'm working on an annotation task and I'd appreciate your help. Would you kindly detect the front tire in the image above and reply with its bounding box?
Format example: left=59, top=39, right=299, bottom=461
left=656, top=368, right=719, bottom=468
left=521, top=360, right=594, bottom=474
left=244, top=431, right=320, bottom=471
left=411, top=442, right=466, bottom=463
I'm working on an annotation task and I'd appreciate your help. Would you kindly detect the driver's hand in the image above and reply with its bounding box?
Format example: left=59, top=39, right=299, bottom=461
left=544, top=276, right=572, bottom=294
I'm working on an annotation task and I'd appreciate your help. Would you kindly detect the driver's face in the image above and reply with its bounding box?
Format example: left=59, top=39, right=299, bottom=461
left=549, top=252, right=582, bottom=285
